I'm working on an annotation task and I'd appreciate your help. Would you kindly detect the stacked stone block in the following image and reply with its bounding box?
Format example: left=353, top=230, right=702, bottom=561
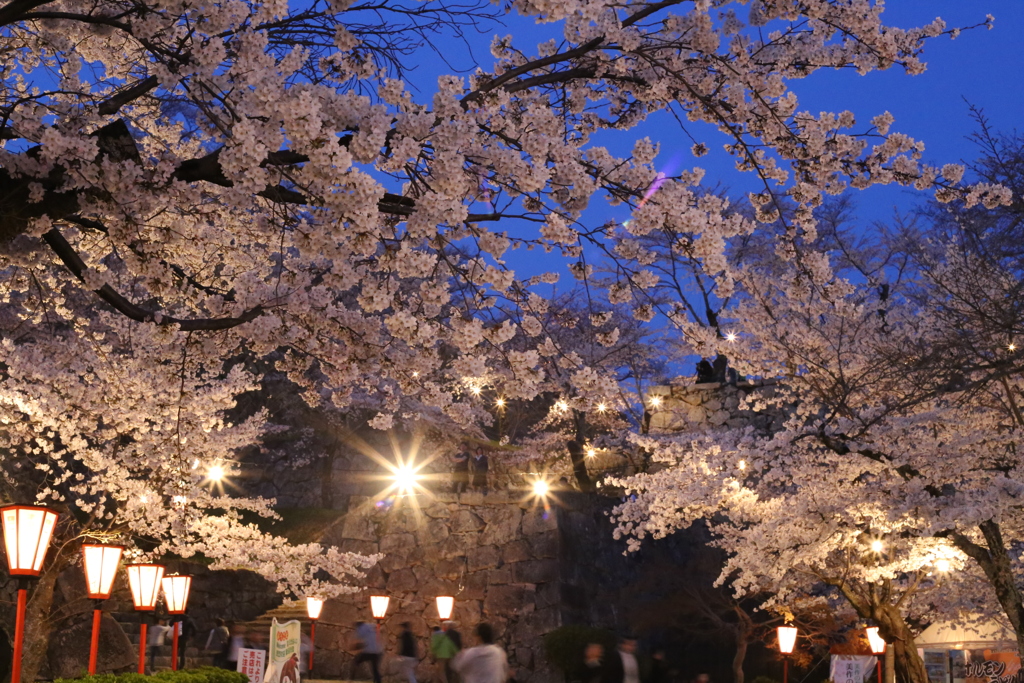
left=313, top=492, right=561, bottom=683
left=648, top=379, right=779, bottom=433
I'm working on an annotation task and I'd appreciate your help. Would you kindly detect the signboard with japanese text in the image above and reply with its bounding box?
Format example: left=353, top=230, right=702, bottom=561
left=830, top=655, right=875, bottom=683
left=951, top=649, right=1022, bottom=683
left=238, top=648, right=267, bottom=683
left=260, top=619, right=301, bottom=683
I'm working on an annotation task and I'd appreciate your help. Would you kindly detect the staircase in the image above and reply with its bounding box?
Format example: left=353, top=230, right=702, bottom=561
left=114, top=614, right=217, bottom=672
left=241, top=602, right=308, bottom=637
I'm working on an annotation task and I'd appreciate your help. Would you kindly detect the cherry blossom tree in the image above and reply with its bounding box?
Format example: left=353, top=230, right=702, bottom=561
left=609, top=142, right=1023, bottom=683
left=0, top=0, right=1012, bottom=676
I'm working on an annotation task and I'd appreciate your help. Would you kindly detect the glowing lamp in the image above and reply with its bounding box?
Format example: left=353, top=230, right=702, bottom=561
left=436, top=596, right=454, bottom=620
left=394, top=467, right=418, bottom=492
left=82, top=544, right=124, bottom=600
left=127, top=563, right=165, bottom=673
left=307, top=597, right=324, bottom=674
left=1, top=505, right=59, bottom=576
left=370, top=595, right=390, bottom=620
left=532, top=479, right=550, bottom=497
left=126, top=564, right=165, bottom=610
left=935, top=558, right=952, bottom=573
left=125, top=565, right=163, bottom=610
left=82, top=543, right=124, bottom=674
left=777, top=625, right=798, bottom=654
left=870, top=540, right=884, bottom=553
left=161, top=574, right=192, bottom=614
left=866, top=627, right=886, bottom=654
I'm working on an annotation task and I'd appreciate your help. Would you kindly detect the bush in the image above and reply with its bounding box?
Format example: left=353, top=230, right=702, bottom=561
left=543, top=625, right=617, bottom=682
left=750, top=676, right=781, bottom=683
left=56, top=667, right=249, bottom=683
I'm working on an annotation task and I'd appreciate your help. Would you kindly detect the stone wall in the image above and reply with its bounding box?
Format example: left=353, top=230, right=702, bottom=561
left=312, top=492, right=562, bottom=683
left=648, top=379, right=780, bottom=433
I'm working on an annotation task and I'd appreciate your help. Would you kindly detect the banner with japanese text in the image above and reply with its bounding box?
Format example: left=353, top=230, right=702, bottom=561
left=260, top=619, right=301, bottom=683
left=830, top=655, right=875, bottom=683
left=951, top=649, right=1022, bottom=683
left=238, top=648, right=267, bottom=683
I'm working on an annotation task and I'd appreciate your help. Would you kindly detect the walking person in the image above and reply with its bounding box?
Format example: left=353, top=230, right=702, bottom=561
left=225, top=623, right=247, bottom=672
left=648, top=650, right=669, bottom=683
left=583, top=643, right=605, bottom=683
left=452, top=444, right=470, bottom=494
left=177, top=614, right=197, bottom=670
left=452, top=623, right=508, bottom=683
left=471, top=448, right=489, bottom=493
left=205, top=619, right=230, bottom=668
left=399, top=622, right=418, bottom=683
left=431, top=625, right=458, bottom=683
left=351, top=620, right=383, bottom=683
left=148, top=618, right=170, bottom=672
left=604, top=637, right=640, bottom=683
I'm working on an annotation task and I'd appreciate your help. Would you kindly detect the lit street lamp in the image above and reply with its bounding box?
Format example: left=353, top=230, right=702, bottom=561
left=1, top=505, right=59, bottom=683
left=126, top=564, right=165, bottom=673
left=370, top=595, right=389, bottom=637
left=82, top=543, right=124, bottom=674
left=778, top=625, right=798, bottom=683
left=436, top=596, right=454, bottom=621
left=161, top=574, right=193, bottom=671
left=306, top=597, right=323, bottom=675
left=866, top=627, right=886, bottom=683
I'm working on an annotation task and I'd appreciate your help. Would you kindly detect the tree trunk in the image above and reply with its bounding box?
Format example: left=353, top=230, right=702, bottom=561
left=568, top=411, right=595, bottom=492
left=19, top=563, right=59, bottom=682
left=731, top=627, right=747, bottom=683
left=874, top=605, right=928, bottom=683
left=949, top=521, right=1024, bottom=655
left=834, top=584, right=928, bottom=683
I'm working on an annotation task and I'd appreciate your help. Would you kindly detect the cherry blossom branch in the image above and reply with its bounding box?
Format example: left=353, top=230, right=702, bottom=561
left=41, top=227, right=268, bottom=331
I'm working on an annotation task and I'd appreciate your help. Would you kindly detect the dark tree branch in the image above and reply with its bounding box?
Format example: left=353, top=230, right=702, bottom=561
left=41, top=227, right=266, bottom=331
left=0, top=0, right=51, bottom=27
left=97, top=76, right=159, bottom=116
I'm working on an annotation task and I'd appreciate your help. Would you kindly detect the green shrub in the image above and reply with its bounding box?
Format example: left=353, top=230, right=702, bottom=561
left=56, top=666, right=249, bottom=683
left=543, top=625, right=617, bottom=682
left=750, top=675, right=781, bottom=683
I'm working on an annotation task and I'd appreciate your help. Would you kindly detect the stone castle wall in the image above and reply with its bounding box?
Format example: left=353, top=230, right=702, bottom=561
left=232, top=379, right=785, bottom=683
left=648, top=379, right=781, bottom=433
left=311, top=492, right=562, bottom=683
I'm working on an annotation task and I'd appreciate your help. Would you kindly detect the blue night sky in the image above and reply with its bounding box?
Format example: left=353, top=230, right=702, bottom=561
left=394, top=1, right=1024, bottom=278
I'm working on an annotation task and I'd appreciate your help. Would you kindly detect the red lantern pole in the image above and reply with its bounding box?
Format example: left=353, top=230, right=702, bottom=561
left=866, top=627, right=887, bottom=683
left=370, top=595, right=389, bottom=639
left=138, top=619, right=148, bottom=674
left=777, top=624, right=797, bottom=683
left=306, top=597, right=323, bottom=676
left=88, top=604, right=103, bottom=674
left=2, top=505, right=60, bottom=683
left=11, top=584, right=27, bottom=683
left=127, top=563, right=166, bottom=675
left=310, top=621, right=316, bottom=673
left=171, top=622, right=180, bottom=671
left=162, top=575, right=192, bottom=672
left=83, top=543, right=124, bottom=674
